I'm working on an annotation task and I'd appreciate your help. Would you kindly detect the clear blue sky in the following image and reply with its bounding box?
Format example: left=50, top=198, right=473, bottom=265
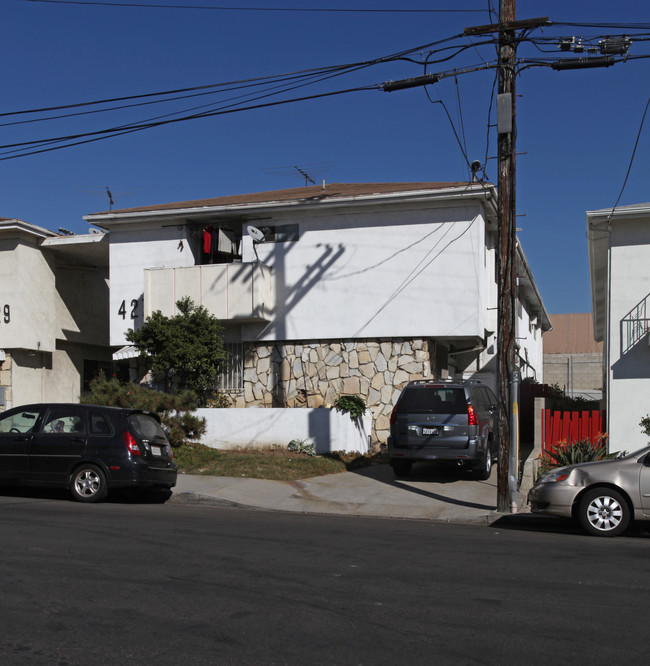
left=3, top=0, right=649, bottom=315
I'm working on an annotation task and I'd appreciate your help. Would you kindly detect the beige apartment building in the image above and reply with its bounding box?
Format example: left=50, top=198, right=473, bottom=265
left=0, top=218, right=110, bottom=410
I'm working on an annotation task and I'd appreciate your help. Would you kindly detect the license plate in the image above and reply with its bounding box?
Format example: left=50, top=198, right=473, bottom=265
left=151, top=446, right=162, bottom=456
left=422, top=427, right=438, bottom=436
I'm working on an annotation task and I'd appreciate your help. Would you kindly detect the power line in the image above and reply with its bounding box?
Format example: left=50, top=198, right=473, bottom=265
left=0, top=85, right=377, bottom=160
left=606, top=96, right=650, bottom=221
left=24, top=0, right=488, bottom=13
left=1, top=33, right=470, bottom=122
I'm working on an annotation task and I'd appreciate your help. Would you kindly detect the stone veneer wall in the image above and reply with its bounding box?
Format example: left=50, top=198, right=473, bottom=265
left=235, top=338, right=432, bottom=447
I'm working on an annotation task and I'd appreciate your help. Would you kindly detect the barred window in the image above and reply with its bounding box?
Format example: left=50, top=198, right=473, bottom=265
left=220, top=342, right=244, bottom=390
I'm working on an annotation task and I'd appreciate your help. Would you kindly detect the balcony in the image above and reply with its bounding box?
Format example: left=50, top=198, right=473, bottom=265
left=621, top=293, right=650, bottom=354
left=144, top=262, right=273, bottom=322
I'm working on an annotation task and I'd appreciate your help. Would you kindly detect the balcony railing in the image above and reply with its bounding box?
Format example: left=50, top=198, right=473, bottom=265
left=622, top=293, right=650, bottom=354
left=144, top=262, right=273, bottom=322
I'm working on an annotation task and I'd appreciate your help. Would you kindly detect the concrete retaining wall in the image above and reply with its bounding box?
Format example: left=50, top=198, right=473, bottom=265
left=195, top=407, right=372, bottom=454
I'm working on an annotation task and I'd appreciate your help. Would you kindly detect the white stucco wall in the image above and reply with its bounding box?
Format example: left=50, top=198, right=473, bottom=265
left=109, top=224, right=196, bottom=345
left=517, top=298, right=544, bottom=382
left=606, top=217, right=650, bottom=452
left=0, top=240, right=57, bottom=352
left=240, top=203, right=493, bottom=342
left=105, top=199, right=499, bottom=348
left=195, top=407, right=372, bottom=454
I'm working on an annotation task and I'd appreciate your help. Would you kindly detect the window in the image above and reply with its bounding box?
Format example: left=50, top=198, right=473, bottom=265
left=90, top=412, right=112, bottom=436
left=0, top=409, right=40, bottom=434
left=41, top=407, right=84, bottom=434
left=259, top=224, right=299, bottom=243
left=220, top=343, right=244, bottom=390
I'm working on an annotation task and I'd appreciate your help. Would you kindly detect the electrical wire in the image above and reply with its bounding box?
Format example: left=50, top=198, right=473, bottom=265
left=24, top=0, right=489, bottom=14
left=605, top=96, right=650, bottom=222
left=2, top=32, right=470, bottom=123
left=454, top=74, right=470, bottom=179
left=0, top=85, right=377, bottom=160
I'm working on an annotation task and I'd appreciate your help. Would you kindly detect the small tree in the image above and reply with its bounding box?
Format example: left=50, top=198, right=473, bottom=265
left=126, top=296, right=228, bottom=404
left=81, top=373, right=206, bottom=447
left=640, top=415, right=650, bottom=437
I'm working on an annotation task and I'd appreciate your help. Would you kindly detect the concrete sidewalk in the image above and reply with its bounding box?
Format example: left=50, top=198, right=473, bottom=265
left=170, top=462, right=532, bottom=524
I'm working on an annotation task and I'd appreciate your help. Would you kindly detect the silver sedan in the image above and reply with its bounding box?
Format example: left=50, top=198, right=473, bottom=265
left=528, top=445, right=650, bottom=536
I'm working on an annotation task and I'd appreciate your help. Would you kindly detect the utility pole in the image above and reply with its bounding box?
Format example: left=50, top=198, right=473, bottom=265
left=496, top=0, right=518, bottom=513
left=466, top=5, right=551, bottom=511
left=390, top=8, right=554, bottom=513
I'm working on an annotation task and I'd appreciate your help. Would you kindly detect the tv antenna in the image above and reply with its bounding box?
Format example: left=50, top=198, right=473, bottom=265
left=261, top=162, right=333, bottom=187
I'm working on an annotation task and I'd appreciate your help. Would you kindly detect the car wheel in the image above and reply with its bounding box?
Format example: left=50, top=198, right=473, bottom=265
left=578, top=487, right=630, bottom=537
left=473, top=448, right=492, bottom=480
left=70, top=464, right=108, bottom=503
left=392, top=460, right=412, bottom=477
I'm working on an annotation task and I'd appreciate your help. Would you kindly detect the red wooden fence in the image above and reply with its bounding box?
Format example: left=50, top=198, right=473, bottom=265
left=541, top=410, right=604, bottom=456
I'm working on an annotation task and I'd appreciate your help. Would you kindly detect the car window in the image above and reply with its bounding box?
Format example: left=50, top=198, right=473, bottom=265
left=0, top=409, right=41, bottom=434
left=399, top=387, right=467, bottom=414
left=41, top=407, right=85, bottom=434
left=90, top=412, right=112, bottom=436
left=127, top=413, right=166, bottom=440
left=484, top=388, right=497, bottom=407
left=469, top=388, right=485, bottom=410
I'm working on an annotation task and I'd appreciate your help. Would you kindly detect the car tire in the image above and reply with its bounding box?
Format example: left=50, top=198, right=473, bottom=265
left=70, top=464, right=108, bottom=503
left=578, top=487, right=630, bottom=537
left=473, top=448, right=492, bottom=481
left=392, top=460, right=412, bottom=477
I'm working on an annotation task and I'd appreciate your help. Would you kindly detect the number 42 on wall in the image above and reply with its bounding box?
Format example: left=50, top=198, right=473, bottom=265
left=118, top=299, right=139, bottom=320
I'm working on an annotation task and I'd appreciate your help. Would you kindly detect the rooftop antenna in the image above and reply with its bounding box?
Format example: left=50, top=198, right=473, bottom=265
left=106, top=187, right=114, bottom=210
left=261, top=162, right=333, bottom=187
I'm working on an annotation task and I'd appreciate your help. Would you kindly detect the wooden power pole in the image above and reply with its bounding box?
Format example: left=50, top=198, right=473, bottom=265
left=496, top=0, right=518, bottom=512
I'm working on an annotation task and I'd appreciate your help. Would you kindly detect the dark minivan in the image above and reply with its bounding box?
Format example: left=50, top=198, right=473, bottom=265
left=387, top=379, right=498, bottom=479
left=0, top=403, right=177, bottom=502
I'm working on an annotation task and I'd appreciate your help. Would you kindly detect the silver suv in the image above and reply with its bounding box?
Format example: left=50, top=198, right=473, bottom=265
left=387, top=379, right=498, bottom=480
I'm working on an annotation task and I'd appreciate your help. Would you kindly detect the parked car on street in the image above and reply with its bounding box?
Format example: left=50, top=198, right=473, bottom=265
left=528, top=445, right=650, bottom=536
left=0, top=403, right=177, bottom=502
left=387, top=379, right=498, bottom=479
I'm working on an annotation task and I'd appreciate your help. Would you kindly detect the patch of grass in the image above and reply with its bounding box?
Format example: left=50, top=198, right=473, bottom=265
left=173, top=443, right=385, bottom=481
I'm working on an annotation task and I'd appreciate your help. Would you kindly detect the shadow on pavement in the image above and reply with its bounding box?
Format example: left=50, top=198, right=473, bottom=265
left=351, top=461, right=497, bottom=512
left=0, top=485, right=172, bottom=505
left=491, top=513, right=650, bottom=539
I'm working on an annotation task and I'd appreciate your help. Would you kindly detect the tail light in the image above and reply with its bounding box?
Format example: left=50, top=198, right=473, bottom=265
left=467, top=403, right=478, bottom=426
left=122, top=431, right=142, bottom=456
left=389, top=404, right=398, bottom=425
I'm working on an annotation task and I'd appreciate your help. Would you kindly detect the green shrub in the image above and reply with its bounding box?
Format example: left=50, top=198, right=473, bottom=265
left=640, top=415, right=650, bottom=437
left=538, top=434, right=611, bottom=476
left=287, top=439, right=316, bottom=457
left=333, top=395, right=367, bottom=420
left=82, top=373, right=206, bottom=447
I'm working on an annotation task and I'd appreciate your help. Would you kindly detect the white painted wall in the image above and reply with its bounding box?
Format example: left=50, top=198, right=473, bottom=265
left=107, top=202, right=495, bottom=346
left=238, top=202, right=494, bottom=342
left=606, top=217, right=650, bottom=452
left=0, top=240, right=56, bottom=352
left=195, top=407, right=372, bottom=454
left=517, top=299, right=544, bottom=382
left=109, top=224, right=196, bottom=345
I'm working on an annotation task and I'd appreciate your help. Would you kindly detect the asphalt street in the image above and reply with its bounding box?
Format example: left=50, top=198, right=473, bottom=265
left=1, top=492, right=648, bottom=665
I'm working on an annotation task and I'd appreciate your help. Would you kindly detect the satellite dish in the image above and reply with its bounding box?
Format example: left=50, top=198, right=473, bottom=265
left=247, top=225, right=266, bottom=242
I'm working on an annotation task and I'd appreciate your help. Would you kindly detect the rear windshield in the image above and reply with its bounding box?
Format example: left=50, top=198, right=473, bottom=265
left=127, top=413, right=167, bottom=441
left=398, top=387, right=468, bottom=414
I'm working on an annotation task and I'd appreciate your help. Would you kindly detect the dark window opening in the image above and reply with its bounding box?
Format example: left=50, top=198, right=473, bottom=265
left=258, top=224, right=299, bottom=243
